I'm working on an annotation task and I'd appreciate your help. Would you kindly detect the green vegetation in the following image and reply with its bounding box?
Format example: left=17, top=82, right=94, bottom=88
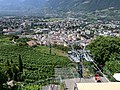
left=87, top=36, right=120, bottom=65
left=36, top=45, right=67, bottom=57
left=0, top=71, right=7, bottom=88
left=52, top=44, right=69, bottom=53
left=87, top=36, right=120, bottom=81
left=60, top=83, right=65, bottom=90
left=20, top=85, right=42, bottom=90
left=0, top=35, right=72, bottom=89
left=82, top=60, right=94, bottom=77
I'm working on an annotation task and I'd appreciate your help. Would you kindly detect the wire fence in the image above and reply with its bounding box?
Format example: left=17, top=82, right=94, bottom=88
left=16, top=76, right=63, bottom=90
left=55, top=68, right=79, bottom=80
left=16, top=67, right=79, bottom=90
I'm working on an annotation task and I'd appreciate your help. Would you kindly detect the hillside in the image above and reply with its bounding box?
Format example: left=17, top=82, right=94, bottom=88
left=0, top=0, right=120, bottom=16
left=47, top=0, right=120, bottom=12
left=0, top=35, right=73, bottom=89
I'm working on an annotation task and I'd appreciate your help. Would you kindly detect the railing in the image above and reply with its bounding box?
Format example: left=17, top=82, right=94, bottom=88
left=74, top=82, right=78, bottom=90
left=17, top=76, right=64, bottom=90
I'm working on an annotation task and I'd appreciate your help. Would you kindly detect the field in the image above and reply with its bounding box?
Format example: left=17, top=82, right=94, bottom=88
left=0, top=35, right=73, bottom=89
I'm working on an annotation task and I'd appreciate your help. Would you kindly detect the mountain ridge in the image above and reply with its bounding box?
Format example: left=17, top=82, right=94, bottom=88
left=0, top=0, right=120, bottom=15
left=47, top=0, right=120, bottom=12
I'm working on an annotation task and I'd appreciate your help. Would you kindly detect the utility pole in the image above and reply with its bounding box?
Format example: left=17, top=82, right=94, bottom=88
left=49, top=27, right=52, bottom=55
left=50, top=43, right=51, bottom=55
left=78, top=53, right=83, bottom=79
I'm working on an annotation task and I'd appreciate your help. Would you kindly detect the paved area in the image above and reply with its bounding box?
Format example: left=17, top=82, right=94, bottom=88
left=100, top=77, right=109, bottom=82
left=42, top=85, right=60, bottom=90
left=63, top=78, right=80, bottom=90
left=81, top=77, right=96, bottom=83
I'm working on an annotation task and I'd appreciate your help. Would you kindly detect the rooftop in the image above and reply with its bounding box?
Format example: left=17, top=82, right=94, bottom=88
left=77, top=82, right=120, bottom=90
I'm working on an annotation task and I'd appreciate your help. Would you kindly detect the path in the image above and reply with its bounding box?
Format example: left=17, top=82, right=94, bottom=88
left=63, top=78, right=80, bottom=90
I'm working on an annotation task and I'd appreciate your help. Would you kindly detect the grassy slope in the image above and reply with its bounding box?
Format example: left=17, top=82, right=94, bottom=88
left=0, top=35, right=72, bottom=84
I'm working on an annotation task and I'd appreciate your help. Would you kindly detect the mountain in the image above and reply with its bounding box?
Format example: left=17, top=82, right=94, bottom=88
left=0, top=0, right=120, bottom=15
left=47, top=0, right=120, bottom=12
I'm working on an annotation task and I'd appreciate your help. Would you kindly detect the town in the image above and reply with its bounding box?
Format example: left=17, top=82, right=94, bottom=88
left=0, top=14, right=120, bottom=90
left=0, top=16, right=120, bottom=47
left=0, top=0, right=120, bottom=90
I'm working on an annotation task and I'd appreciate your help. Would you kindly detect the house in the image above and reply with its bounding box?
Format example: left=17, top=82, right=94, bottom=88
left=41, top=28, right=50, bottom=34
left=27, top=40, right=37, bottom=47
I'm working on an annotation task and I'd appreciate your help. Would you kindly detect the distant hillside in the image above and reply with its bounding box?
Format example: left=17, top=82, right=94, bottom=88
left=47, top=0, right=120, bottom=12
left=0, top=0, right=120, bottom=15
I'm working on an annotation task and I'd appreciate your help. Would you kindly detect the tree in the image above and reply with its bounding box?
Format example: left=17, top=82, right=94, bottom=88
left=103, top=60, right=120, bottom=75
left=11, top=65, right=19, bottom=81
left=0, top=70, right=7, bottom=85
left=87, top=36, right=120, bottom=65
left=5, top=59, right=21, bottom=81
left=87, top=36, right=120, bottom=80
left=16, top=37, right=31, bottom=46
left=5, top=60, right=13, bottom=81
left=9, top=35, right=19, bottom=41
left=18, top=55, right=23, bottom=72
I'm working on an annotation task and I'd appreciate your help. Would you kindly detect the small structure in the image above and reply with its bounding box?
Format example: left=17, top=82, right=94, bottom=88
left=113, top=73, right=120, bottom=81
left=27, top=40, right=37, bottom=47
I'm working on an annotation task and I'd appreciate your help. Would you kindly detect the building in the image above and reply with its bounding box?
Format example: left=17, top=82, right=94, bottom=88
left=77, top=82, right=120, bottom=90
left=27, top=40, right=37, bottom=47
